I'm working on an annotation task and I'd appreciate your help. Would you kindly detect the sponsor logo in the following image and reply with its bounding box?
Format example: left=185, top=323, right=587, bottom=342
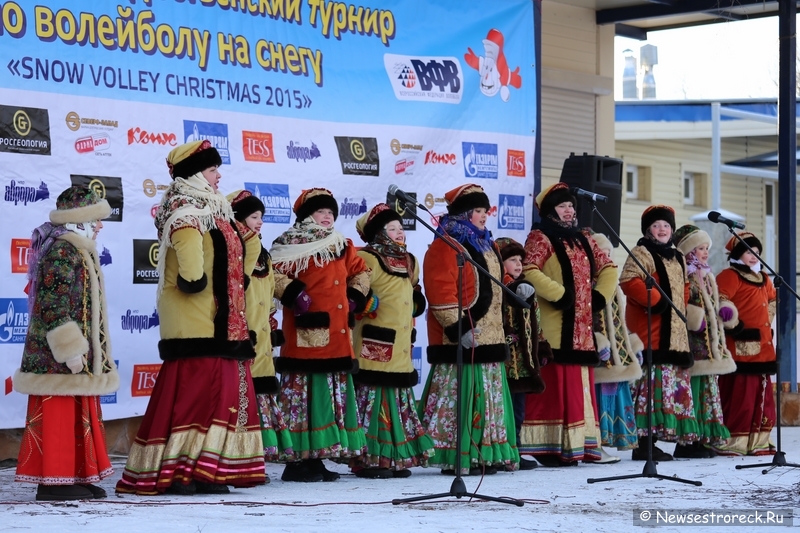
left=121, top=309, right=159, bottom=334
left=142, top=179, right=169, bottom=198
left=99, top=359, right=120, bottom=404
left=412, top=346, right=422, bottom=385
left=386, top=191, right=416, bottom=231
left=424, top=149, right=457, bottom=165
left=334, top=136, right=380, bottom=176
left=4, top=179, right=50, bottom=206
left=384, top=54, right=463, bottom=104
left=339, top=197, right=368, bottom=219
left=498, top=194, right=526, bottom=230
left=5, top=376, right=12, bottom=395
left=0, top=105, right=51, bottom=156
left=131, top=363, right=162, bottom=397
left=99, top=246, right=112, bottom=267
left=65, top=111, right=118, bottom=131
left=10, top=238, right=30, bottom=274
left=184, top=121, right=230, bottom=164
left=286, top=140, right=321, bottom=163
left=70, top=175, right=124, bottom=221
left=423, top=193, right=446, bottom=210
left=74, top=133, right=111, bottom=156
left=390, top=139, right=423, bottom=176
left=242, top=131, right=275, bottom=163
left=0, top=298, right=28, bottom=344
left=507, top=149, right=526, bottom=177
left=462, top=142, right=498, bottom=179
left=244, top=183, right=291, bottom=224
left=133, top=239, right=159, bottom=284
left=128, top=127, right=178, bottom=146
left=394, top=158, right=415, bottom=175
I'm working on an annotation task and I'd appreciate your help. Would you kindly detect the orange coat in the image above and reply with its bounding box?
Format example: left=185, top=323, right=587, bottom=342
left=273, top=242, right=370, bottom=373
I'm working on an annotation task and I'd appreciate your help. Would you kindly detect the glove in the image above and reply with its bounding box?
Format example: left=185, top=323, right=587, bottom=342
left=460, top=327, right=481, bottom=349
left=719, top=307, right=734, bottom=322
left=598, top=345, right=611, bottom=362
left=697, top=318, right=707, bottom=333
left=348, top=299, right=358, bottom=313
left=515, top=284, right=535, bottom=300
left=635, top=351, right=644, bottom=366
left=294, top=290, right=311, bottom=316
left=65, top=355, right=85, bottom=374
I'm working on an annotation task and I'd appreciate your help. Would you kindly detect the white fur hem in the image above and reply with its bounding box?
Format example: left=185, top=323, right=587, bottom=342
left=686, top=304, right=705, bottom=332
left=13, top=368, right=119, bottom=396
left=689, top=356, right=737, bottom=377
left=46, top=321, right=89, bottom=364
left=594, top=331, right=611, bottom=351
left=628, top=333, right=644, bottom=354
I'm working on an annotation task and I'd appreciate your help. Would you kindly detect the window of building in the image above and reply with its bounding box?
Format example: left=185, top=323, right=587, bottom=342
left=683, top=171, right=696, bottom=206
left=765, top=183, right=774, bottom=216
left=625, top=165, right=638, bottom=199
left=623, top=162, right=651, bottom=201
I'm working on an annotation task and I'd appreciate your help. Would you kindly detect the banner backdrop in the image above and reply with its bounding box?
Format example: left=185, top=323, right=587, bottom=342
left=0, top=0, right=536, bottom=429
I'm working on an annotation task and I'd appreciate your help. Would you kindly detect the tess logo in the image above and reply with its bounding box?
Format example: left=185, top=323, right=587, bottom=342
left=507, top=149, right=526, bottom=177
left=242, top=131, right=275, bottom=163
left=10, top=238, right=30, bottom=274
left=131, top=363, right=162, bottom=397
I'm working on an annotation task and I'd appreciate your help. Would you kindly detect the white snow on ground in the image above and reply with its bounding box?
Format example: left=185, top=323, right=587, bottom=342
left=2, top=428, right=799, bottom=533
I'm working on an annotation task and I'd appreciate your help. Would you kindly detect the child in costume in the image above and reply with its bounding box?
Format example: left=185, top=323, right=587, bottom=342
left=229, top=190, right=294, bottom=470
left=350, top=203, right=435, bottom=479
left=270, top=188, right=371, bottom=482
left=15, top=186, right=118, bottom=501
left=673, top=224, right=735, bottom=458
left=713, top=231, right=776, bottom=456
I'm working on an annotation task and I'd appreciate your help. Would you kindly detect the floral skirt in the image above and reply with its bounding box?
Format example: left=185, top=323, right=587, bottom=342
left=715, top=372, right=775, bottom=456
left=277, top=371, right=366, bottom=462
left=632, top=364, right=699, bottom=445
left=596, top=381, right=638, bottom=450
left=520, top=364, right=600, bottom=461
left=115, top=358, right=265, bottom=495
left=15, top=395, right=113, bottom=485
left=691, top=375, right=729, bottom=447
left=256, top=392, right=294, bottom=461
left=418, top=362, right=519, bottom=473
left=353, top=383, right=434, bottom=470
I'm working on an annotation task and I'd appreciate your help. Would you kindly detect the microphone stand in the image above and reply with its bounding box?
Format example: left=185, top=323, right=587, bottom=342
left=390, top=197, right=527, bottom=507
left=721, top=227, right=800, bottom=474
left=584, top=200, right=701, bottom=487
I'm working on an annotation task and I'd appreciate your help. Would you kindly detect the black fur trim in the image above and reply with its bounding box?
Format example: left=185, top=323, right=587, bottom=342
left=279, top=279, right=307, bottom=308
left=649, top=295, right=670, bottom=315
left=427, top=343, right=509, bottom=365
left=538, top=187, right=576, bottom=219
left=644, top=349, right=694, bottom=368
left=249, top=330, right=257, bottom=345
left=648, top=247, right=686, bottom=355
left=170, top=146, right=222, bottom=180
left=294, top=311, right=329, bottom=329
left=641, top=206, right=676, bottom=234
left=243, top=274, right=250, bottom=291
left=252, top=375, right=280, bottom=394
left=591, top=290, right=606, bottom=313
left=348, top=312, right=355, bottom=329
left=411, top=327, right=417, bottom=344
left=360, top=209, right=403, bottom=243
left=347, top=287, right=369, bottom=313
left=734, top=361, right=778, bottom=375
left=353, top=368, right=418, bottom=388
left=725, top=321, right=745, bottom=336
left=232, top=195, right=265, bottom=222
left=361, top=324, right=396, bottom=344
left=270, top=329, right=286, bottom=347
left=295, top=193, right=338, bottom=222
left=551, top=348, right=600, bottom=366
left=209, top=228, right=231, bottom=341
left=508, top=372, right=546, bottom=394
left=729, top=236, right=763, bottom=262
left=550, top=285, right=574, bottom=311
left=158, top=338, right=255, bottom=361
left=447, top=191, right=491, bottom=215
left=412, top=289, right=427, bottom=318
left=275, top=356, right=358, bottom=374
left=732, top=327, right=761, bottom=341
left=176, top=273, right=208, bottom=294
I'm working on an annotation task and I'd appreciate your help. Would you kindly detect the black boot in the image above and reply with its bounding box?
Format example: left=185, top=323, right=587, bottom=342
left=632, top=436, right=673, bottom=462
left=307, top=458, right=340, bottom=481
left=79, top=484, right=108, bottom=498
left=195, top=481, right=230, bottom=494
left=281, top=461, right=323, bottom=482
left=354, top=467, right=393, bottom=479
left=165, top=480, right=196, bottom=495
left=36, top=484, right=93, bottom=501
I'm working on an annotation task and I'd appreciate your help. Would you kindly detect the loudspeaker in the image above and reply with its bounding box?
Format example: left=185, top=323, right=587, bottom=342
left=559, top=152, right=623, bottom=247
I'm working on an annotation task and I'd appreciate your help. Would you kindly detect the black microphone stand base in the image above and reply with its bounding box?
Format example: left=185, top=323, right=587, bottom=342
left=735, top=451, right=800, bottom=474
left=587, top=459, right=702, bottom=486
left=392, top=476, right=525, bottom=506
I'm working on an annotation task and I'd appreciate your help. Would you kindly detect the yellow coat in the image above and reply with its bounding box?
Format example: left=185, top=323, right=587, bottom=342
left=245, top=246, right=279, bottom=393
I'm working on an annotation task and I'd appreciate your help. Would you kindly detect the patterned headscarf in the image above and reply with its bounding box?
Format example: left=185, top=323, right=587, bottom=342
left=437, top=209, right=494, bottom=253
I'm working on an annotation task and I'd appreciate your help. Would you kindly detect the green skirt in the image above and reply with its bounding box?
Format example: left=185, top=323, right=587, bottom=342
left=277, top=371, right=366, bottom=461
left=418, top=362, right=519, bottom=473
left=633, top=365, right=700, bottom=445
left=255, top=392, right=295, bottom=462
left=690, top=375, right=730, bottom=446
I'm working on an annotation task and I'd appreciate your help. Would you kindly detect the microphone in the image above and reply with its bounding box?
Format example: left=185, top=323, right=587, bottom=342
left=570, top=187, right=608, bottom=203
left=708, top=211, right=746, bottom=230
left=388, top=184, right=420, bottom=208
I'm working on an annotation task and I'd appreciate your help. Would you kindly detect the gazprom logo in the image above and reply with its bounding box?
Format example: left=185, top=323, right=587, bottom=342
left=183, top=121, right=230, bottom=164
left=0, top=298, right=28, bottom=344
left=462, top=142, right=498, bottom=179
left=244, top=182, right=291, bottom=224
left=498, top=194, right=526, bottom=230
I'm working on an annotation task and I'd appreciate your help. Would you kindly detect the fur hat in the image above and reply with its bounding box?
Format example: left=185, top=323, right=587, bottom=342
left=535, top=182, right=576, bottom=219
left=49, top=186, right=111, bottom=225
left=592, top=233, right=613, bottom=255
left=293, top=187, right=338, bottom=222
left=641, top=204, right=676, bottom=235
left=227, top=190, right=265, bottom=222
left=166, top=140, right=222, bottom=180
left=725, top=231, right=763, bottom=260
left=444, top=183, right=491, bottom=215
left=674, top=224, right=712, bottom=256
left=495, top=237, right=525, bottom=261
left=355, top=203, right=403, bottom=243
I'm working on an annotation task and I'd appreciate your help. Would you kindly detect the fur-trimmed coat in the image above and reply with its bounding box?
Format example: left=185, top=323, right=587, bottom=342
left=619, top=243, right=692, bottom=367
left=246, top=245, right=281, bottom=394
left=273, top=242, right=371, bottom=374
left=423, top=238, right=507, bottom=365
left=15, top=232, right=119, bottom=396
left=352, top=250, right=426, bottom=388
left=716, top=265, right=776, bottom=374
left=593, top=285, right=644, bottom=384
left=685, top=268, right=736, bottom=376
left=522, top=228, right=617, bottom=366
left=502, top=273, right=548, bottom=393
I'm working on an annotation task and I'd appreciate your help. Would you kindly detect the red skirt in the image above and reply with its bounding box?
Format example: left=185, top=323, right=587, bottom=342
left=15, top=395, right=113, bottom=485
left=116, top=358, right=265, bottom=495
left=717, top=372, right=776, bottom=455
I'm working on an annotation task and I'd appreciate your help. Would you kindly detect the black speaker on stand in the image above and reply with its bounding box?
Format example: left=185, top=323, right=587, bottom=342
left=560, top=153, right=623, bottom=246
